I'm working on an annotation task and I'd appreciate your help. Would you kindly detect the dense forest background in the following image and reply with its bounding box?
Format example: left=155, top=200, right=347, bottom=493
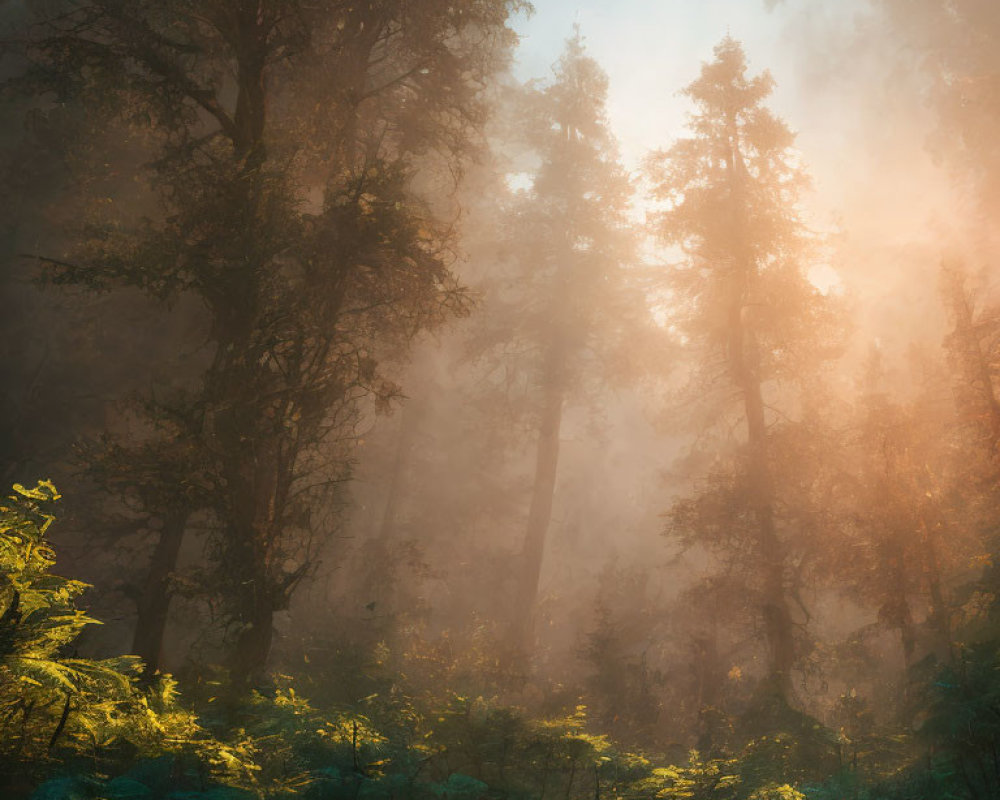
left=3, top=1, right=1000, bottom=798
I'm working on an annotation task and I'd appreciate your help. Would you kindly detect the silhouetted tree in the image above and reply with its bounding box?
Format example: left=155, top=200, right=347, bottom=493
left=15, top=0, right=521, bottom=688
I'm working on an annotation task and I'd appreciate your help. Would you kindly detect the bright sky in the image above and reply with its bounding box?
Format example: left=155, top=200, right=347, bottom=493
left=509, top=0, right=863, bottom=169
left=509, top=1, right=869, bottom=292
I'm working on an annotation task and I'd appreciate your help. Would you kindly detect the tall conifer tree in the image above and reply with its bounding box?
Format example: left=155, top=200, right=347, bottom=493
left=504, top=32, right=644, bottom=658
left=647, top=38, right=838, bottom=698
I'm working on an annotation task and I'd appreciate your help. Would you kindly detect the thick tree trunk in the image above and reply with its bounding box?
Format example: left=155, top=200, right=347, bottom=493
left=222, top=427, right=283, bottom=691
left=214, top=8, right=280, bottom=692
left=232, top=3, right=269, bottom=166
left=231, top=589, right=275, bottom=691
left=132, top=507, right=188, bottom=679
left=510, top=342, right=567, bottom=658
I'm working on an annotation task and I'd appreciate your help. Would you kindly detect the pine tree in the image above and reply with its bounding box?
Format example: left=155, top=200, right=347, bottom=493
left=839, top=348, right=958, bottom=680
left=499, top=32, right=647, bottom=659
left=647, top=38, right=839, bottom=699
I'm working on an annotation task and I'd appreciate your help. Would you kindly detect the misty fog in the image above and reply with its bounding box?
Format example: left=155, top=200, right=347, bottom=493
left=2, top=1, right=1000, bottom=798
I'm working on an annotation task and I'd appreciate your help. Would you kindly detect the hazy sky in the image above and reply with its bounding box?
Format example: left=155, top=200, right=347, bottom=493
left=515, top=0, right=951, bottom=290
left=509, top=0, right=959, bottom=348
left=510, top=1, right=863, bottom=167
left=508, top=0, right=945, bottom=229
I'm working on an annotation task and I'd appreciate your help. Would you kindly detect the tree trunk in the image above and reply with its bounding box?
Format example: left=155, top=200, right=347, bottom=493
left=510, top=341, right=567, bottom=659
left=883, top=535, right=916, bottom=681
left=362, top=397, right=424, bottom=614
left=222, top=427, right=282, bottom=691
left=726, top=120, right=795, bottom=697
left=377, top=401, right=419, bottom=543
left=231, top=588, right=275, bottom=691
left=232, top=3, right=269, bottom=166
left=918, top=504, right=953, bottom=662
left=132, top=507, right=188, bottom=679
left=724, top=246, right=794, bottom=694
left=693, top=615, right=723, bottom=712
left=943, top=265, right=1000, bottom=456
left=740, top=341, right=795, bottom=694
left=215, top=10, right=278, bottom=691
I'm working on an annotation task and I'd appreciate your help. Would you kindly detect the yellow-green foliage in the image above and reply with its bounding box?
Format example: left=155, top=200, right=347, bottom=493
left=0, top=482, right=259, bottom=791
left=634, top=751, right=742, bottom=799
left=0, top=482, right=834, bottom=800
left=234, top=683, right=390, bottom=793
left=747, top=786, right=805, bottom=800
left=0, top=481, right=145, bottom=763
left=176, top=680, right=399, bottom=797
left=629, top=750, right=808, bottom=800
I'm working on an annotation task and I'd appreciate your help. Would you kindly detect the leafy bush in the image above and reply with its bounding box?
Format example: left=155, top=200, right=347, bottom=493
left=0, top=483, right=259, bottom=797
left=0, top=481, right=146, bottom=783
left=1, top=481, right=851, bottom=800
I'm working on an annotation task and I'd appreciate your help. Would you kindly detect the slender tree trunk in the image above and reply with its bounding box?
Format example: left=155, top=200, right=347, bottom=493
left=726, top=122, right=795, bottom=697
left=888, top=541, right=917, bottom=712
left=726, top=268, right=794, bottom=694
left=744, top=364, right=795, bottom=694
left=943, top=265, right=1000, bottom=455
left=205, top=313, right=283, bottom=690
left=357, top=398, right=424, bottom=630
left=377, top=400, right=420, bottom=544
left=565, top=758, right=577, bottom=800
left=368, top=399, right=423, bottom=590
left=510, top=341, right=567, bottom=659
left=693, top=629, right=722, bottom=712
left=694, top=620, right=726, bottom=753
left=917, top=505, right=952, bottom=661
left=132, top=507, right=188, bottom=678
left=899, top=604, right=916, bottom=674
left=879, top=534, right=917, bottom=676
